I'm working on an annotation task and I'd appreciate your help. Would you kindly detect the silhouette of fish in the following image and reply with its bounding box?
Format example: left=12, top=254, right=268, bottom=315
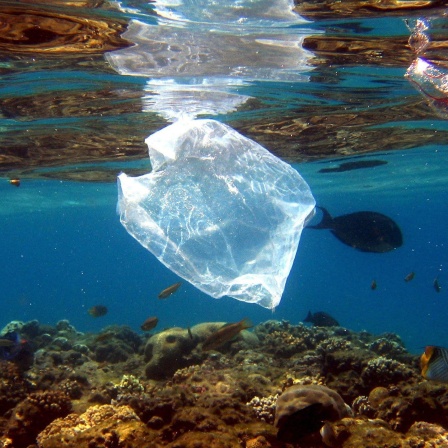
left=158, top=282, right=182, bottom=299
left=308, top=206, right=403, bottom=253
left=88, top=305, right=108, bottom=318
left=304, top=311, right=339, bottom=327
left=0, top=332, right=26, bottom=361
left=319, top=160, right=387, bottom=173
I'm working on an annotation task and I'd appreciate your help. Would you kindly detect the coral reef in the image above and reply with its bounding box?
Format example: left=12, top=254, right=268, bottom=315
left=0, top=317, right=447, bottom=447
left=274, top=384, right=351, bottom=442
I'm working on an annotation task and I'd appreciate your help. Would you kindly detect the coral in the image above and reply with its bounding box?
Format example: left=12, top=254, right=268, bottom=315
left=36, top=404, right=150, bottom=447
left=245, top=435, right=271, bottom=448
left=274, top=384, right=351, bottom=443
left=0, top=361, right=30, bottom=416
left=407, top=421, right=448, bottom=447
left=246, top=394, right=278, bottom=424
left=369, top=336, right=407, bottom=357
left=376, top=394, right=446, bottom=432
left=116, top=374, right=144, bottom=395
left=144, top=327, right=198, bottom=380
left=317, top=336, right=353, bottom=354
left=361, top=356, right=416, bottom=388
left=1, top=318, right=446, bottom=448
left=5, top=391, right=72, bottom=447
left=351, top=395, right=376, bottom=418
left=368, top=386, right=390, bottom=408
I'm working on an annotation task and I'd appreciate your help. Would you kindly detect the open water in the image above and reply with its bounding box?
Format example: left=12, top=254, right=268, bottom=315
left=1, top=0, right=447, bottom=354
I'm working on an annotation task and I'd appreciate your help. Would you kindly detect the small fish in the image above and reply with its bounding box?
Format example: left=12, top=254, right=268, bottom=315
left=0, top=331, right=25, bottom=361
left=320, top=422, right=337, bottom=447
left=371, top=279, right=377, bottom=290
left=421, top=346, right=448, bottom=382
left=94, top=331, right=116, bottom=343
left=158, top=282, right=182, bottom=299
left=434, top=277, right=441, bottom=293
left=140, top=316, right=159, bottom=331
left=304, top=311, right=340, bottom=327
left=9, top=178, right=20, bottom=187
left=308, top=206, right=403, bottom=253
left=404, top=271, right=415, bottom=282
left=202, top=318, right=252, bottom=351
left=88, top=305, right=108, bottom=318
left=187, top=327, right=193, bottom=339
left=319, top=160, right=387, bottom=173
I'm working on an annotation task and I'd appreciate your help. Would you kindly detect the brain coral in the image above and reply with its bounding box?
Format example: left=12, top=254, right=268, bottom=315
left=274, top=384, right=351, bottom=443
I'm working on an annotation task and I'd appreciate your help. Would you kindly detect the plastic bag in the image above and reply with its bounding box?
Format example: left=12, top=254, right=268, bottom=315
left=117, top=119, right=315, bottom=309
left=406, top=57, right=448, bottom=119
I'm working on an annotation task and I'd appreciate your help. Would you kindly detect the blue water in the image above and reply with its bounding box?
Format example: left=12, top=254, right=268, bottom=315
left=1, top=146, right=447, bottom=353
left=1, top=0, right=447, bottom=354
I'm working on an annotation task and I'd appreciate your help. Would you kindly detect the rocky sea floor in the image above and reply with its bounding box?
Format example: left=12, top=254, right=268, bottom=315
left=1, top=319, right=447, bottom=448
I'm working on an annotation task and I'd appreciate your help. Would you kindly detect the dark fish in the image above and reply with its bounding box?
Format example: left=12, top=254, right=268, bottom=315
left=308, top=206, right=403, bottom=253
left=404, top=272, right=415, bottom=282
left=9, top=178, right=20, bottom=187
left=187, top=327, right=193, bottom=339
left=319, top=160, right=387, bottom=173
left=202, top=318, right=252, bottom=351
left=140, top=316, right=159, bottom=331
left=0, top=332, right=24, bottom=360
left=88, top=305, right=108, bottom=318
left=434, top=277, right=441, bottom=293
left=371, top=280, right=377, bottom=290
left=421, top=346, right=448, bottom=382
left=158, top=282, right=182, bottom=299
left=304, top=311, right=339, bottom=327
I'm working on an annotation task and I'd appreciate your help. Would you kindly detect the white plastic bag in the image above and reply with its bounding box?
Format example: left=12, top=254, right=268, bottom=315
left=117, top=119, right=315, bottom=309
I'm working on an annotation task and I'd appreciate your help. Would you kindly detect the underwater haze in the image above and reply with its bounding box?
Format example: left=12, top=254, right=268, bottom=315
left=1, top=0, right=448, bottom=357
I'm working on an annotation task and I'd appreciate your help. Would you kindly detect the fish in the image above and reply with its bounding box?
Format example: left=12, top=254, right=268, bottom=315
left=371, top=279, right=377, bottom=290
left=202, top=318, right=252, bottom=351
left=140, top=316, right=159, bottom=331
left=421, top=346, right=448, bottom=382
left=404, top=271, right=415, bottom=282
left=304, top=311, right=340, bottom=327
left=308, top=206, right=403, bottom=253
left=319, top=160, right=387, bottom=173
left=88, top=305, right=108, bottom=318
left=187, top=327, right=193, bottom=339
left=9, top=178, right=20, bottom=187
left=0, top=332, right=25, bottom=360
left=434, top=277, right=441, bottom=293
left=158, top=282, right=182, bottom=299
left=94, top=331, right=116, bottom=343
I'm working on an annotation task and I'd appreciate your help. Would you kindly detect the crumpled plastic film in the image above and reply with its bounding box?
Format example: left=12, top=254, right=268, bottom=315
left=117, top=119, right=315, bottom=309
left=406, top=57, right=448, bottom=119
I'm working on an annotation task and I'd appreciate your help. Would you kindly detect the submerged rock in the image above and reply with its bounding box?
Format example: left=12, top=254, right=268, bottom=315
left=144, top=327, right=198, bottom=380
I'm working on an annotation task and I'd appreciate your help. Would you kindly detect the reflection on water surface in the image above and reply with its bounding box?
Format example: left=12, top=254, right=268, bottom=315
left=0, top=0, right=446, bottom=180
